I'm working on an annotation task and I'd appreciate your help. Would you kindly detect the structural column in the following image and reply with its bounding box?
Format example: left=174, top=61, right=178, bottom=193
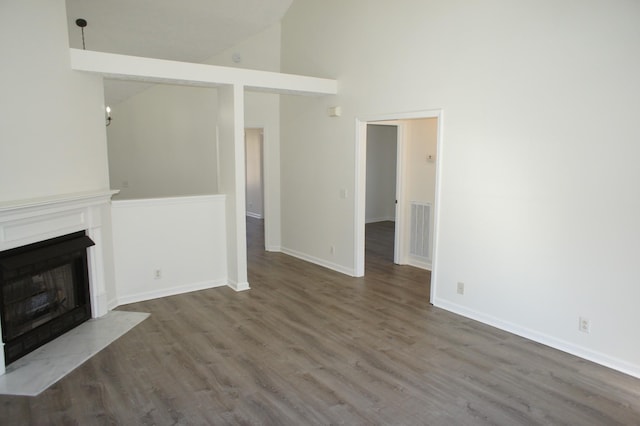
left=217, top=84, right=249, bottom=291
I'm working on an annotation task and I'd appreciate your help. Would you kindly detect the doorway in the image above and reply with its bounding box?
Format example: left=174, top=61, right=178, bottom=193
left=245, top=128, right=265, bottom=250
left=365, top=123, right=399, bottom=264
left=355, top=110, right=442, bottom=302
left=245, top=128, right=264, bottom=220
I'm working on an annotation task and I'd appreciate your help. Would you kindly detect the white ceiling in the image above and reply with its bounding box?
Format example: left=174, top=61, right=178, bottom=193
left=65, top=0, right=293, bottom=104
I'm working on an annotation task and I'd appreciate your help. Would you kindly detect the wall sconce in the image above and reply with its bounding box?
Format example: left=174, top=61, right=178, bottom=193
left=105, top=106, right=112, bottom=127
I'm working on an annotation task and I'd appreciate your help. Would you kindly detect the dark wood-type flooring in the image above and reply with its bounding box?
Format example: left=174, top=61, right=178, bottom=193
left=1, top=219, right=639, bottom=424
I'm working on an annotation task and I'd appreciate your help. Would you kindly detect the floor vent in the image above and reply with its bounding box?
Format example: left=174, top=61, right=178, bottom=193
left=410, top=202, right=431, bottom=260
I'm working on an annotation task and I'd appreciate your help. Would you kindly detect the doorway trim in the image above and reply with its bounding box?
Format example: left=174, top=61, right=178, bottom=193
left=355, top=109, right=443, bottom=303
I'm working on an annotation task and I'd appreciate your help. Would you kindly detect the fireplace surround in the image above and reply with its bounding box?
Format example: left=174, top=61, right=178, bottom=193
left=0, top=190, right=117, bottom=374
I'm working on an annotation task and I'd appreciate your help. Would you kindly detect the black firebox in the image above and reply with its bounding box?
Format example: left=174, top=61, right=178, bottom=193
left=0, top=231, right=94, bottom=365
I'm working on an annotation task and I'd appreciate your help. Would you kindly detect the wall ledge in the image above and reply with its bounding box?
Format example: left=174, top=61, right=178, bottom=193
left=0, top=189, right=118, bottom=213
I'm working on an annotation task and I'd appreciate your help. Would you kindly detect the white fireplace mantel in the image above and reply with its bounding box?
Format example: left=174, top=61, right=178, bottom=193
left=0, top=189, right=118, bottom=374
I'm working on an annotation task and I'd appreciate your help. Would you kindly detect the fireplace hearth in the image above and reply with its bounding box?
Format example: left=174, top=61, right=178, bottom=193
left=0, top=231, right=94, bottom=365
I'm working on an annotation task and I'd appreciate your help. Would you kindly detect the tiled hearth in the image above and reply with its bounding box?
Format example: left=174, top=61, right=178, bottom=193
left=0, top=310, right=148, bottom=396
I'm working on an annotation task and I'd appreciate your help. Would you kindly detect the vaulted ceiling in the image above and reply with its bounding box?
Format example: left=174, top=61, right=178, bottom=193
left=65, top=0, right=293, bottom=104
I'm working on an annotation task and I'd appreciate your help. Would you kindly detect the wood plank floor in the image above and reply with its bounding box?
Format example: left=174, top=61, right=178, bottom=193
left=1, top=218, right=639, bottom=425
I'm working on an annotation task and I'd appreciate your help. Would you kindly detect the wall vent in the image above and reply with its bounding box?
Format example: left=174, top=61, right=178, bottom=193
left=410, top=202, right=431, bottom=260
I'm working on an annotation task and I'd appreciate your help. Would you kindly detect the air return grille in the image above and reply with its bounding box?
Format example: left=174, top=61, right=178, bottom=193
left=410, top=202, right=431, bottom=260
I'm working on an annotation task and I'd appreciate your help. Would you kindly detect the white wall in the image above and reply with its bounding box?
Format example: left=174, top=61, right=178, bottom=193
left=0, top=0, right=116, bottom=307
left=281, top=0, right=640, bottom=377
left=111, top=195, right=227, bottom=305
left=203, top=24, right=281, bottom=71
left=105, top=23, right=282, bottom=249
left=366, top=125, right=396, bottom=223
left=245, top=129, right=264, bottom=218
left=106, top=85, right=219, bottom=199
left=401, top=118, right=437, bottom=266
left=205, top=24, right=282, bottom=251
left=0, top=0, right=110, bottom=202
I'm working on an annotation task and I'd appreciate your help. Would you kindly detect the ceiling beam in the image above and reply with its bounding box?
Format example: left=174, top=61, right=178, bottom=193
left=69, top=48, right=337, bottom=96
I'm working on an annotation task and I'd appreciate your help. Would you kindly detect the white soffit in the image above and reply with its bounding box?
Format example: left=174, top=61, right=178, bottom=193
left=70, top=49, right=337, bottom=96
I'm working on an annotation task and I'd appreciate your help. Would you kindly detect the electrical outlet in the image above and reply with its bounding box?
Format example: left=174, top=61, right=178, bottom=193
left=578, top=317, right=590, bottom=334
left=154, top=269, right=162, bottom=280
left=457, top=282, right=465, bottom=295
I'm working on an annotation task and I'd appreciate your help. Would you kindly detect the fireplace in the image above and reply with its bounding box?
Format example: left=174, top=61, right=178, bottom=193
left=0, top=231, right=94, bottom=365
left=0, top=190, right=116, bottom=374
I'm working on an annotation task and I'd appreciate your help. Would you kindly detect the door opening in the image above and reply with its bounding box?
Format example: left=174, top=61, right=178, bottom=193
left=356, top=110, right=442, bottom=302
left=365, top=123, right=400, bottom=264
left=245, top=128, right=265, bottom=250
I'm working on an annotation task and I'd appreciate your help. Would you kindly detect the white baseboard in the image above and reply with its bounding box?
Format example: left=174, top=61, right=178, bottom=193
left=408, top=256, right=432, bottom=271
left=115, top=279, right=227, bottom=306
left=107, top=298, right=119, bottom=311
left=246, top=211, right=263, bottom=219
left=265, top=245, right=281, bottom=252
left=228, top=280, right=250, bottom=292
left=280, top=246, right=356, bottom=277
left=432, top=297, right=640, bottom=379
left=365, top=217, right=395, bottom=224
